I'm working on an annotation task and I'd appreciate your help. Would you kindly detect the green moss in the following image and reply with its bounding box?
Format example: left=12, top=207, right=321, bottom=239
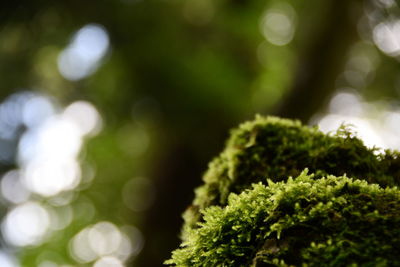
left=183, top=116, right=400, bottom=237
left=168, top=116, right=400, bottom=266
left=167, top=171, right=400, bottom=266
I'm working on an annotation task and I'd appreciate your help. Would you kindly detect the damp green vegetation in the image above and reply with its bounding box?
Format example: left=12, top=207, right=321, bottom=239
left=183, top=116, right=400, bottom=235
left=167, top=171, right=400, bottom=266
left=167, top=116, right=400, bottom=266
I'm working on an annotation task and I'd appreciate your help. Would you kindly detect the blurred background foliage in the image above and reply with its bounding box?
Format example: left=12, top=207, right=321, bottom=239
left=1, top=0, right=400, bottom=266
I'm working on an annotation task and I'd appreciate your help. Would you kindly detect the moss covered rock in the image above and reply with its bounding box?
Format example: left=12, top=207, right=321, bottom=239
left=167, top=116, right=400, bottom=266
left=183, top=116, right=400, bottom=236
left=167, top=171, right=400, bottom=266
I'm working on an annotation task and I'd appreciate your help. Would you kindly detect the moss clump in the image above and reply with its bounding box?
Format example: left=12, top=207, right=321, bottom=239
left=183, top=116, right=400, bottom=236
left=168, top=116, right=400, bottom=266
left=167, top=171, right=400, bottom=266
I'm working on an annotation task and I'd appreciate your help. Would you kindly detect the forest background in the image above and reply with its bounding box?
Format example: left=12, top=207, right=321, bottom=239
left=1, top=0, right=400, bottom=266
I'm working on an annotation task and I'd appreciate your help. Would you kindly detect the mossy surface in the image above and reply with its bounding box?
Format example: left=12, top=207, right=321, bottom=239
left=183, top=116, right=400, bottom=235
left=168, top=116, right=400, bottom=266
left=167, top=171, right=400, bottom=266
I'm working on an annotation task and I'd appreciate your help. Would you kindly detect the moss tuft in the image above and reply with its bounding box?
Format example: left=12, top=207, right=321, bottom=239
left=182, top=116, right=400, bottom=237
left=167, top=171, right=400, bottom=266
left=168, top=116, right=400, bottom=266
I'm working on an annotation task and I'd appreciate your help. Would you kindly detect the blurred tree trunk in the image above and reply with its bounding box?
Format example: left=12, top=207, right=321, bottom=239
left=134, top=122, right=233, bottom=267
left=276, top=0, right=362, bottom=123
